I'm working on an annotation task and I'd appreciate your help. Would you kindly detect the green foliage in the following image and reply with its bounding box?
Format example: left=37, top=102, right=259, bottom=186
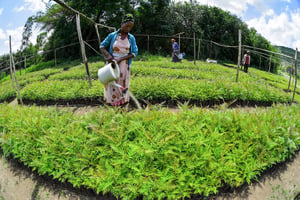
left=20, top=79, right=103, bottom=101
left=1, top=58, right=297, bottom=103
left=0, top=0, right=277, bottom=72
left=25, top=60, right=56, bottom=73
left=0, top=104, right=299, bottom=199
left=15, top=59, right=293, bottom=104
left=0, top=81, right=16, bottom=102
left=0, top=56, right=299, bottom=199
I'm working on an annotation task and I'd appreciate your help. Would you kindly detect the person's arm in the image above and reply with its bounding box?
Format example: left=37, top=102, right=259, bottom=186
left=100, top=47, right=113, bottom=62
left=174, top=42, right=179, bottom=51
left=100, top=32, right=115, bottom=62
left=113, top=54, right=135, bottom=64
left=129, top=34, right=138, bottom=58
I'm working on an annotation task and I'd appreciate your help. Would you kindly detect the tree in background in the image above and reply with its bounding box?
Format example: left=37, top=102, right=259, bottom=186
left=1, top=0, right=280, bottom=73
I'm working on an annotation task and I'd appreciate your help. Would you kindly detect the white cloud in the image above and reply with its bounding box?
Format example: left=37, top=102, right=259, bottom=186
left=264, top=9, right=274, bottom=17
left=0, top=8, right=3, bottom=16
left=5, top=27, right=24, bottom=52
left=0, top=25, right=44, bottom=56
left=14, top=0, right=46, bottom=13
left=0, top=27, right=24, bottom=56
left=14, top=6, right=25, bottom=12
left=24, top=0, right=46, bottom=12
left=0, top=29, right=6, bottom=40
left=194, top=0, right=248, bottom=16
left=246, top=10, right=300, bottom=49
left=191, top=0, right=299, bottom=49
left=193, top=0, right=267, bottom=17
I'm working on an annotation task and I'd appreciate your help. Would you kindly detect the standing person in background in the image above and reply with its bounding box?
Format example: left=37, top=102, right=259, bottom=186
left=171, top=38, right=181, bottom=62
left=100, top=14, right=138, bottom=106
left=242, top=51, right=250, bottom=73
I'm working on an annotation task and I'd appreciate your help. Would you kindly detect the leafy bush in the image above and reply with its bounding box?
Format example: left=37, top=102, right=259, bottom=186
left=20, top=79, right=103, bottom=101
left=0, top=104, right=299, bottom=199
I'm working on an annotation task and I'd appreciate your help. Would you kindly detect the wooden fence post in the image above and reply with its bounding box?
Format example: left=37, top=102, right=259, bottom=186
left=24, top=56, right=27, bottom=75
left=259, top=56, right=261, bottom=69
left=292, top=48, right=298, bottom=102
left=236, top=29, right=242, bottom=82
left=268, top=56, right=272, bottom=73
left=9, top=41, right=16, bottom=90
left=54, top=49, right=57, bottom=67
left=19, top=56, right=22, bottom=76
left=209, top=40, right=212, bottom=58
left=197, top=39, right=201, bottom=60
left=179, top=34, right=181, bottom=53
left=9, top=36, right=23, bottom=104
left=193, top=32, right=196, bottom=65
left=147, top=35, right=150, bottom=52
left=76, top=14, right=92, bottom=87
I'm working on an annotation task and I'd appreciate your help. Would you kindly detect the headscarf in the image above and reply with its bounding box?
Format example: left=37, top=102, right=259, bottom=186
left=122, top=14, right=134, bottom=23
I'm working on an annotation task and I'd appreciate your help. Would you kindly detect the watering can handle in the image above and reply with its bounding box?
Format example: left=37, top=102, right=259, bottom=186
left=110, top=59, right=117, bottom=68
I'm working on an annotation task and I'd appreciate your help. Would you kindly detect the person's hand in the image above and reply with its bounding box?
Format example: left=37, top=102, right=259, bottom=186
left=113, top=57, right=122, bottom=64
left=106, top=56, right=114, bottom=62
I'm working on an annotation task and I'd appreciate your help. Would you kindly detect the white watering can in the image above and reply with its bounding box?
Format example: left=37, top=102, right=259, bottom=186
left=98, top=60, right=142, bottom=109
left=98, top=60, right=126, bottom=91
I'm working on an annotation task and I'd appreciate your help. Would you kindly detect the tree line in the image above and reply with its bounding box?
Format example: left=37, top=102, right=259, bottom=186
left=0, top=0, right=279, bottom=72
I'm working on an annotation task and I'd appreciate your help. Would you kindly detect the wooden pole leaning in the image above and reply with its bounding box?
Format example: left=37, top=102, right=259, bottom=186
left=95, top=24, right=101, bottom=49
left=9, top=36, right=23, bottom=104
left=76, top=14, right=92, bottom=87
left=292, top=48, right=298, bottom=102
left=236, top=29, right=242, bottom=82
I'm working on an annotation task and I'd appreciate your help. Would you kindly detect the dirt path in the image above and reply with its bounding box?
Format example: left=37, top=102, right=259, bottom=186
left=214, top=151, right=300, bottom=200
left=0, top=154, right=115, bottom=200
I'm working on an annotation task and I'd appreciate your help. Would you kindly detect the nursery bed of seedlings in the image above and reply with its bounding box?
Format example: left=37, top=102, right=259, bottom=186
left=1, top=59, right=296, bottom=106
left=0, top=104, right=299, bottom=199
left=0, top=58, right=299, bottom=199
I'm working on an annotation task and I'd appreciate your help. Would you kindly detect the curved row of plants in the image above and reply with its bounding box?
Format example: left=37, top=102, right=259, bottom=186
left=18, top=76, right=291, bottom=106
left=0, top=104, right=299, bottom=199
left=1, top=59, right=297, bottom=105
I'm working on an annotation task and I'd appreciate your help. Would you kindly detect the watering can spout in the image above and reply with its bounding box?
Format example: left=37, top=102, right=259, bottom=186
left=110, top=82, right=128, bottom=94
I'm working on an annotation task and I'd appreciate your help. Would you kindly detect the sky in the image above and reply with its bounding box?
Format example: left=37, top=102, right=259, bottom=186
left=0, top=0, right=300, bottom=56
